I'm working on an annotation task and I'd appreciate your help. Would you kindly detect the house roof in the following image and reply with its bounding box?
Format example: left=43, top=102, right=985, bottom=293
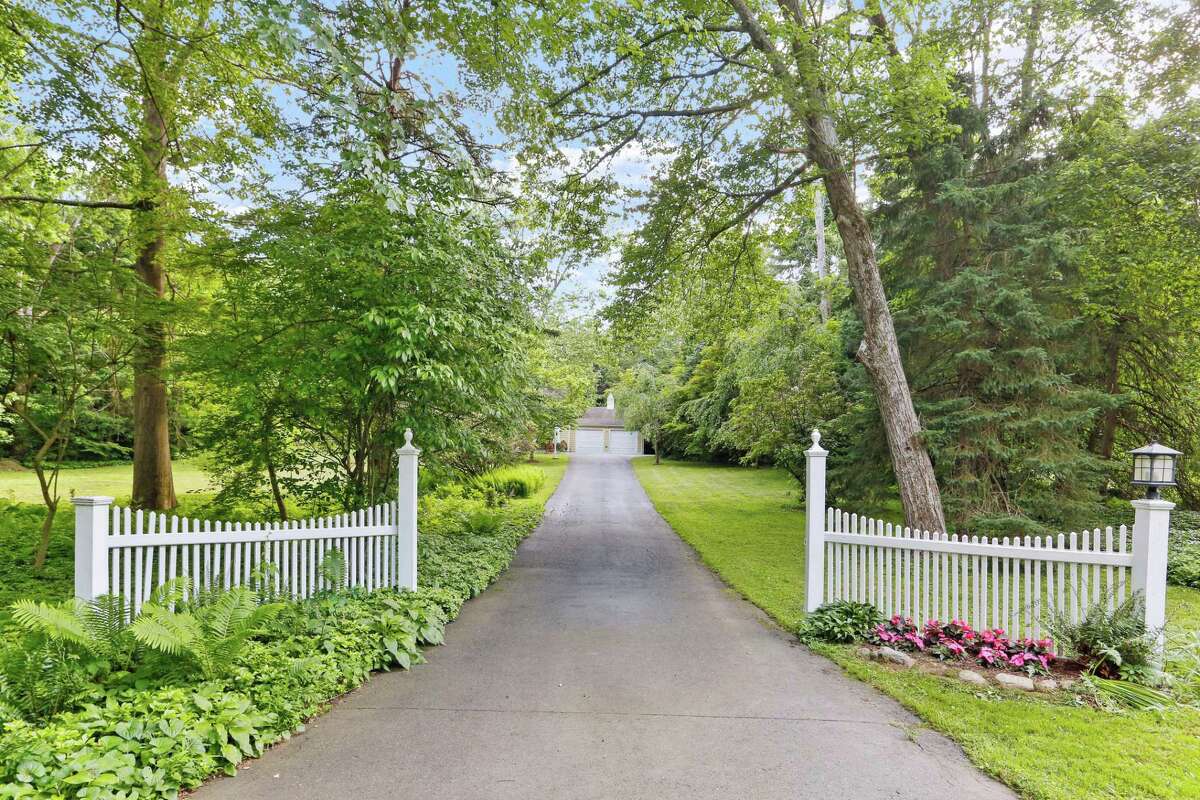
left=577, top=407, right=625, bottom=429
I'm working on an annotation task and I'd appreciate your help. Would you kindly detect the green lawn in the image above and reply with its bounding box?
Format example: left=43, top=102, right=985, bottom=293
left=633, top=457, right=1200, bottom=800
left=0, top=459, right=215, bottom=505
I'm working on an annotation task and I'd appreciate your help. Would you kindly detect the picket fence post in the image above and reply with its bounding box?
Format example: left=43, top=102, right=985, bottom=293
left=73, top=496, right=113, bottom=601
left=396, top=429, right=420, bottom=591
left=805, top=429, right=828, bottom=613
left=1131, top=497, right=1172, bottom=651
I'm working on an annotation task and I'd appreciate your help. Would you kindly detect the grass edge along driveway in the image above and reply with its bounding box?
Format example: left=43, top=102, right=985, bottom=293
left=632, top=457, right=1200, bottom=800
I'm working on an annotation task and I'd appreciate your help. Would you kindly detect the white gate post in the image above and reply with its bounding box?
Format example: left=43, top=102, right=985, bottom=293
left=73, top=496, right=113, bottom=601
left=805, top=429, right=828, bottom=613
left=1131, top=497, right=1172, bottom=650
left=396, top=429, right=420, bottom=591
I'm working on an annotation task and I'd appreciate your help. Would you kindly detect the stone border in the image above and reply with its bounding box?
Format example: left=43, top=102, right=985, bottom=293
left=855, top=646, right=1075, bottom=693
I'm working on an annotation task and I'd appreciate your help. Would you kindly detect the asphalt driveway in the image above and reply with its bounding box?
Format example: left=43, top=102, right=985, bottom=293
left=197, top=453, right=1013, bottom=799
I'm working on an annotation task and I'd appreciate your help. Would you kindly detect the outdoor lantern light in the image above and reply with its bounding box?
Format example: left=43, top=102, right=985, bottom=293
left=1130, top=442, right=1181, bottom=499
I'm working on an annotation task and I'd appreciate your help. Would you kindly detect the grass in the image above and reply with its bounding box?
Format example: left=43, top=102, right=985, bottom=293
left=633, top=456, right=1200, bottom=800
left=0, top=458, right=215, bottom=504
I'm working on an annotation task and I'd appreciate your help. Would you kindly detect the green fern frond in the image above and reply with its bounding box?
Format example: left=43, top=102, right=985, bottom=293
left=10, top=600, right=94, bottom=649
left=130, top=605, right=201, bottom=657
left=148, top=577, right=190, bottom=609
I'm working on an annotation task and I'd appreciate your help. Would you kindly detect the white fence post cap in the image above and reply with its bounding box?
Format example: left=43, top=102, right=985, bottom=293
left=1131, top=498, right=1175, bottom=511
left=396, top=428, right=421, bottom=456
left=72, top=496, right=114, bottom=507
left=806, top=429, right=828, bottom=456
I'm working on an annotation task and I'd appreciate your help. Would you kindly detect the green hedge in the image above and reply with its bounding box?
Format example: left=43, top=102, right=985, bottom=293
left=0, top=491, right=546, bottom=799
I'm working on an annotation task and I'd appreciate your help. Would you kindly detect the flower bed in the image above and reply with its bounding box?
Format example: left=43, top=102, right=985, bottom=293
left=872, top=616, right=1056, bottom=677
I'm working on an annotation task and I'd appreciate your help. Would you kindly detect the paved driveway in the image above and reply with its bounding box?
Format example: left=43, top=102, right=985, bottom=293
left=197, top=454, right=1013, bottom=799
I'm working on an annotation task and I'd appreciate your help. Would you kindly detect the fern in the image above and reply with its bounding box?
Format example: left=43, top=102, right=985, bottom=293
left=318, top=548, right=347, bottom=592
left=130, top=587, right=283, bottom=679
left=9, top=595, right=136, bottom=665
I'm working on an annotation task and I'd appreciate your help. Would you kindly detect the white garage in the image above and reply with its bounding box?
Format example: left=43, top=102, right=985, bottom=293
left=607, top=430, right=640, bottom=455
left=575, top=429, right=606, bottom=454
left=564, top=393, right=643, bottom=456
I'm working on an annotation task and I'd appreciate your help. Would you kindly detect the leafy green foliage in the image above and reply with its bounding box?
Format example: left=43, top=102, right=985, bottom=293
left=1086, top=676, right=1173, bottom=712
left=190, top=184, right=539, bottom=513
left=10, top=594, right=134, bottom=667
left=0, top=461, right=564, bottom=796
left=798, top=601, right=883, bottom=644
left=1044, top=594, right=1157, bottom=681
left=130, top=588, right=284, bottom=680
left=1169, top=531, right=1200, bottom=589
left=317, top=549, right=348, bottom=593
left=469, top=465, right=546, bottom=500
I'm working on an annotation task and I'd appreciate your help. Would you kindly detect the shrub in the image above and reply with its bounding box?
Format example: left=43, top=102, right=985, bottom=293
left=469, top=465, right=545, bottom=500
left=131, top=587, right=284, bottom=680
left=1045, top=593, right=1156, bottom=681
left=798, top=601, right=881, bottom=643
left=1168, top=531, right=1200, bottom=588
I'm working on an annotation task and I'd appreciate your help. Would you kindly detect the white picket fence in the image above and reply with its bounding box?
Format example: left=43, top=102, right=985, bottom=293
left=803, top=431, right=1172, bottom=641
left=73, top=431, right=422, bottom=611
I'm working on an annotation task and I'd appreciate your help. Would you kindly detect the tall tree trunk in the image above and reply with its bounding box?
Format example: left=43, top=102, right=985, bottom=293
left=131, top=88, right=177, bottom=510
left=1089, top=330, right=1123, bottom=460
left=265, top=448, right=288, bottom=521
left=654, top=432, right=661, bottom=465
left=808, top=118, right=947, bottom=533
left=729, top=0, right=947, bottom=532
left=31, top=443, right=60, bottom=570
left=815, top=189, right=830, bottom=322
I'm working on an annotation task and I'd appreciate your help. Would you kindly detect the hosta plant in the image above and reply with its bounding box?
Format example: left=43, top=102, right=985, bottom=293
left=798, top=601, right=882, bottom=644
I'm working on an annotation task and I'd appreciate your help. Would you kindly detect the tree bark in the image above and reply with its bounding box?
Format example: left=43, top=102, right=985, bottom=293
left=815, top=190, right=830, bottom=322
left=807, top=118, right=946, bottom=533
left=728, top=0, right=948, bottom=533
left=130, top=87, right=177, bottom=510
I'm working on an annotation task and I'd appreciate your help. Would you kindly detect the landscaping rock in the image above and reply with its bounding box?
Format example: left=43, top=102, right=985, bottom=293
left=1058, top=678, right=1076, bottom=690
left=877, top=646, right=916, bottom=667
left=994, top=673, right=1036, bottom=691
left=856, top=647, right=877, bottom=659
left=957, top=669, right=989, bottom=686
left=1034, top=678, right=1058, bottom=692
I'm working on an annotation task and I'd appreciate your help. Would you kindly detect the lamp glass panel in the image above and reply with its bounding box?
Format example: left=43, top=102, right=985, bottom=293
left=1152, top=457, right=1175, bottom=483
left=1134, top=456, right=1151, bottom=482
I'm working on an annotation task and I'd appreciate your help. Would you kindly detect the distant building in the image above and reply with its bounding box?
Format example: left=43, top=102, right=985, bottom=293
left=562, top=393, right=643, bottom=455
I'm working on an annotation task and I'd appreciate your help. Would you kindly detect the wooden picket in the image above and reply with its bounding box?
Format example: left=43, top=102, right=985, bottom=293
left=821, top=507, right=1133, bottom=639
left=802, top=428, right=1172, bottom=642
left=72, top=430, right=423, bottom=610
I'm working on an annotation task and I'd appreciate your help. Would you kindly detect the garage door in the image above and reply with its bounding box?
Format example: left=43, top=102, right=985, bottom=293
left=608, top=430, right=640, bottom=455
left=575, top=429, right=605, bottom=453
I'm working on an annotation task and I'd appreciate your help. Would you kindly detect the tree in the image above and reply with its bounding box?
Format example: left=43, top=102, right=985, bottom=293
left=1, top=0, right=292, bottom=508
left=191, top=183, right=538, bottom=512
left=0, top=194, right=135, bottom=566
left=618, top=364, right=677, bottom=465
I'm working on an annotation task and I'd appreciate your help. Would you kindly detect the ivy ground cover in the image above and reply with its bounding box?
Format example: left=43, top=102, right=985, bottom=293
left=632, top=457, right=1200, bottom=800
left=0, top=456, right=567, bottom=798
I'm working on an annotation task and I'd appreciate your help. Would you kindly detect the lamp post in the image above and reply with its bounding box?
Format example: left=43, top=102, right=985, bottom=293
left=1129, top=441, right=1179, bottom=654
left=553, top=426, right=561, bottom=459
left=1130, top=442, right=1181, bottom=499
